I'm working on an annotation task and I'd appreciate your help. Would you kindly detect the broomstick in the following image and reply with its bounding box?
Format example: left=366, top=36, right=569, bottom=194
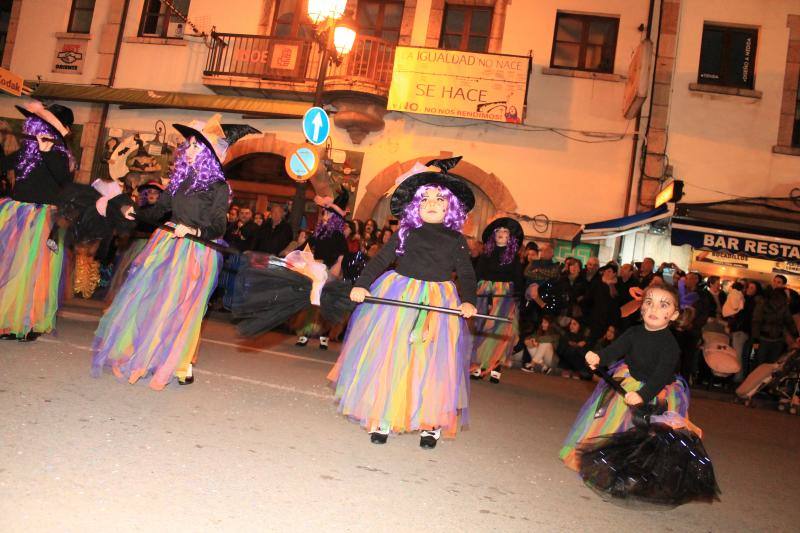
left=362, top=295, right=512, bottom=323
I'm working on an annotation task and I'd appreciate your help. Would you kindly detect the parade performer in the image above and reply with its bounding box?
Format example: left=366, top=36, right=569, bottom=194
left=327, top=157, right=477, bottom=449
left=103, top=181, right=166, bottom=303
left=559, top=284, right=719, bottom=505
left=92, top=115, right=258, bottom=389
left=0, top=102, right=75, bottom=342
left=294, top=189, right=349, bottom=350
left=469, top=217, right=523, bottom=383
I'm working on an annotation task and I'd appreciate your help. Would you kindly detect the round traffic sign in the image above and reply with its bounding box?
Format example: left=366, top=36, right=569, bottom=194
left=302, top=107, right=331, bottom=146
left=285, top=144, right=319, bottom=182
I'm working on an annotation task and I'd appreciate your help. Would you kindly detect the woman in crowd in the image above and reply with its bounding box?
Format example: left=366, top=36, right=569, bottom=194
left=469, top=217, right=524, bottom=384
left=0, top=102, right=75, bottom=342
left=92, top=115, right=258, bottom=389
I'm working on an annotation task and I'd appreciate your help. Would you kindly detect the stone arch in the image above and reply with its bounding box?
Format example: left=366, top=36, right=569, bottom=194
left=223, top=133, right=333, bottom=197
left=354, top=151, right=517, bottom=220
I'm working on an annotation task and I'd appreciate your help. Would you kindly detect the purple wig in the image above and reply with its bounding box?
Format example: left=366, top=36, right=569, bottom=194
left=314, top=210, right=346, bottom=239
left=483, top=229, right=519, bottom=265
left=16, top=117, right=75, bottom=181
left=166, top=140, right=225, bottom=195
left=396, top=185, right=467, bottom=255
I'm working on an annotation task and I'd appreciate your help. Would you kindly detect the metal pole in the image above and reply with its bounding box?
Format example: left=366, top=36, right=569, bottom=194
left=290, top=25, right=332, bottom=232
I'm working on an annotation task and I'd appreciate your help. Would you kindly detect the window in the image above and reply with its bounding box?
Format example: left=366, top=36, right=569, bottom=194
left=271, top=0, right=313, bottom=39
left=139, top=0, right=190, bottom=39
left=439, top=5, right=492, bottom=53
left=0, top=0, right=12, bottom=60
left=550, top=12, right=619, bottom=73
left=698, top=24, right=758, bottom=90
left=68, top=0, right=95, bottom=34
left=357, top=0, right=404, bottom=44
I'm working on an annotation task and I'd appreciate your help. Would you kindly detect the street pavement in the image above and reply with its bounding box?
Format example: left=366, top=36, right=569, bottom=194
left=1, top=304, right=799, bottom=532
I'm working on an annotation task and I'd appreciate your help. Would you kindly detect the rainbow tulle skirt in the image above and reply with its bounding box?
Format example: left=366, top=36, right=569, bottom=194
left=327, top=271, right=472, bottom=437
left=470, top=280, right=518, bottom=371
left=104, top=237, right=149, bottom=304
left=0, top=198, right=64, bottom=336
left=91, top=228, right=221, bottom=390
left=559, top=362, right=690, bottom=470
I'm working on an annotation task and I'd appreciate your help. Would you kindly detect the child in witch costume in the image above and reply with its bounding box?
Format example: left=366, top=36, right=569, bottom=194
left=0, top=102, right=75, bottom=342
left=560, top=284, right=688, bottom=468
left=327, top=157, right=477, bottom=449
left=469, top=217, right=523, bottom=383
left=294, top=189, right=349, bottom=350
left=92, top=115, right=258, bottom=389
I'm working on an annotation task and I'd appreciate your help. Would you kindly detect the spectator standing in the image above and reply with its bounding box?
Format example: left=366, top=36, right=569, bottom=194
left=637, top=257, right=656, bottom=288
left=254, top=204, right=293, bottom=255
left=584, top=264, right=622, bottom=347
left=557, top=258, right=587, bottom=320
left=523, top=241, right=564, bottom=319
left=225, top=207, right=258, bottom=251
left=751, top=286, right=800, bottom=366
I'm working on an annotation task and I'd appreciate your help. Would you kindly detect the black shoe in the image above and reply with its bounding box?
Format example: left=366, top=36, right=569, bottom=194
left=469, top=368, right=484, bottom=380
left=178, top=375, right=194, bottom=385
left=370, top=431, right=388, bottom=444
left=419, top=429, right=440, bottom=449
left=489, top=370, right=501, bottom=384
left=17, top=332, right=40, bottom=342
left=319, top=336, right=329, bottom=351
left=295, top=336, right=309, bottom=347
left=0, top=333, right=17, bottom=340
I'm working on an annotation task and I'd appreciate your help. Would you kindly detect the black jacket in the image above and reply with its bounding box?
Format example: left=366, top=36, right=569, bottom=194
left=254, top=219, right=293, bottom=255
left=752, top=290, right=799, bottom=342
left=136, top=179, right=229, bottom=240
left=11, top=151, right=72, bottom=205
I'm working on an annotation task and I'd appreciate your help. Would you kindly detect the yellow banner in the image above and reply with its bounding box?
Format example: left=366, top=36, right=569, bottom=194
left=0, top=67, right=23, bottom=97
left=387, top=46, right=530, bottom=124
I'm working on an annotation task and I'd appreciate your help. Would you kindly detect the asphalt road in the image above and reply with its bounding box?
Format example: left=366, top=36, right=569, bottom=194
left=1, top=308, right=799, bottom=532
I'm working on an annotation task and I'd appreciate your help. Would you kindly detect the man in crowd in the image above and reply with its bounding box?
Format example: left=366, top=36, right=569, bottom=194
left=225, top=206, right=259, bottom=251
left=254, top=204, right=293, bottom=255
left=637, top=257, right=656, bottom=288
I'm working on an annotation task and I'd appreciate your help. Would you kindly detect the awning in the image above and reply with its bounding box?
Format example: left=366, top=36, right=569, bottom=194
left=579, top=204, right=673, bottom=242
left=27, top=81, right=311, bottom=118
left=671, top=197, right=800, bottom=262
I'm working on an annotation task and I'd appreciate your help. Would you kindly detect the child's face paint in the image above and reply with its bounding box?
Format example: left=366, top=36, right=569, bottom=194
left=641, top=288, right=680, bottom=331
left=420, top=187, right=447, bottom=223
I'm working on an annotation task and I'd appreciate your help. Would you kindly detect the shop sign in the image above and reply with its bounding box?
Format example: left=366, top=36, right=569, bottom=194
left=0, top=67, right=23, bottom=96
left=672, top=225, right=800, bottom=262
left=388, top=46, right=531, bottom=123
left=52, top=37, right=87, bottom=75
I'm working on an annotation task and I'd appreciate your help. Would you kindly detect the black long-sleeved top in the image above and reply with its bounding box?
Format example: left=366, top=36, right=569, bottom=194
left=254, top=219, right=294, bottom=255
left=475, top=248, right=523, bottom=283
left=135, top=179, right=228, bottom=240
left=354, top=223, right=477, bottom=305
left=11, top=151, right=72, bottom=205
left=597, top=325, right=680, bottom=403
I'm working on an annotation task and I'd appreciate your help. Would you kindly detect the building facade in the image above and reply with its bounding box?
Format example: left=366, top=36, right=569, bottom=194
left=1, top=0, right=798, bottom=268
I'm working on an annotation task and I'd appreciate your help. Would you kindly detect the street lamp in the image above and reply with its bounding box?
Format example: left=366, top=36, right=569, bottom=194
left=288, top=0, right=357, bottom=231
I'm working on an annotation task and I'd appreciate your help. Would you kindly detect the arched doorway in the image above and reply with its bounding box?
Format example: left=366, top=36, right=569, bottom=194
left=355, top=154, right=518, bottom=238
left=224, top=152, right=317, bottom=228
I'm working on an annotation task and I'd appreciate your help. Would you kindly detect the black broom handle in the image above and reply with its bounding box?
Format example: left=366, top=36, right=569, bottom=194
left=591, top=367, right=628, bottom=396
left=151, top=221, right=240, bottom=256
left=364, top=296, right=512, bottom=323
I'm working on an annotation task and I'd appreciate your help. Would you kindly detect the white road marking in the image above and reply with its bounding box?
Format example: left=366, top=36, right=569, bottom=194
left=193, top=368, right=333, bottom=399
left=200, top=338, right=334, bottom=366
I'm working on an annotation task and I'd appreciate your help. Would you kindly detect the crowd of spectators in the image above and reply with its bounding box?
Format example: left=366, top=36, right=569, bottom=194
left=510, top=242, right=800, bottom=387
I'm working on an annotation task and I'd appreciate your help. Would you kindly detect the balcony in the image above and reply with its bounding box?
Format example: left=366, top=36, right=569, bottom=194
left=203, top=32, right=395, bottom=102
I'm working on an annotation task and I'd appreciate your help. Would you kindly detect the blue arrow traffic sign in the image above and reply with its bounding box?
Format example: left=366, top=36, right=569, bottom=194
left=302, top=106, right=330, bottom=146
left=285, top=145, right=319, bottom=181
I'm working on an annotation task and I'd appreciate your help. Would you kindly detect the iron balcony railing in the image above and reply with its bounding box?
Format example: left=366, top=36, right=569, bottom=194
left=204, top=32, right=396, bottom=92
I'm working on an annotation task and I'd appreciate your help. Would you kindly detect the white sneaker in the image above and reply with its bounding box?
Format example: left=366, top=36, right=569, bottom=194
left=295, top=336, right=309, bottom=347
left=319, top=336, right=329, bottom=350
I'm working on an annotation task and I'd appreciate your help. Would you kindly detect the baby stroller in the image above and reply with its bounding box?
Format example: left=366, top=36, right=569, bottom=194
left=735, top=350, right=800, bottom=414
left=701, top=329, right=741, bottom=390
